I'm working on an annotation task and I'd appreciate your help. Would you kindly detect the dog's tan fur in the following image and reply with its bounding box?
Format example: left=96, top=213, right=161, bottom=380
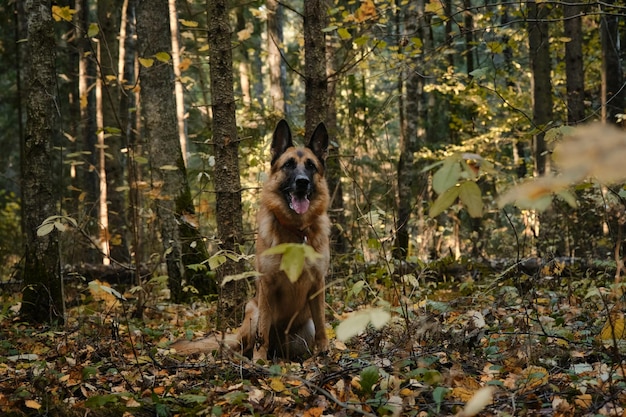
left=172, top=120, right=330, bottom=361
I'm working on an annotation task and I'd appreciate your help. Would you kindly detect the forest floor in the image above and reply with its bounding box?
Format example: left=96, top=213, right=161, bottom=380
left=1, top=259, right=625, bottom=416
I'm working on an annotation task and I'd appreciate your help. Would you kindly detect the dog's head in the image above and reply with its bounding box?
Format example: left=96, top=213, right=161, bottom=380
left=270, top=120, right=329, bottom=215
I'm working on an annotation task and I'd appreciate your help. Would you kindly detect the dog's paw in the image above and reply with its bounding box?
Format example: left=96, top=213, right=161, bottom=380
left=316, top=338, right=329, bottom=354
left=253, top=346, right=268, bottom=362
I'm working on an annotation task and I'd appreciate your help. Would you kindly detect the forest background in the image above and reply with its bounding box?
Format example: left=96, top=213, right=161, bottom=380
left=1, top=0, right=626, bottom=415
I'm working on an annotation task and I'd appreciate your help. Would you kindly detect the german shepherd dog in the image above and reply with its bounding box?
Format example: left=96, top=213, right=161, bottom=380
left=239, top=119, right=331, bottom=360
left=173, top=120, right=330, bottom=360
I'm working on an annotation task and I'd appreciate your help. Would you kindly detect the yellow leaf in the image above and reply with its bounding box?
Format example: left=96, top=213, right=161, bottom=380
left=486, top=41, right=504, bottom=54
left=155, top=52, right=171, bottom=62
left=179, top=19, right=199, bottom=27
left=270, top=377, right=286, bottom=393
left=25, top=400, right=41, bottom=410
left=599, top=314, right=625, bottom=342
left=425, top=0, right=444, bottom=15
left=52, top=5, right=76, bottom=22
left=138, top=58, right=154, bottom=68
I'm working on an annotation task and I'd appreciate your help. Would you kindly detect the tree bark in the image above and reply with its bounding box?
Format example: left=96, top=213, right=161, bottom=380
left=169, top=0, right=189, bottom=166
left=136, top=0, right=212, bottom=302
left=564, top=0, right=585, bottom=125
left=304, top=0, right=328, bottom=137
left=20, top=0, right=64, bottom=324
left=527, top=0, right=552, bottom=175
left=207, top=0, right=245, bottom=318
left=600, top=1, right=624, bottom=125
left=98, top=0, right=130, bottom=263
left=326, top=32, right=347, bottom=253
left=463, top=0, right=474, bottom=75
left=394, top=1, right=424, bottom=259
left=267, top=0, right=285, bottom=114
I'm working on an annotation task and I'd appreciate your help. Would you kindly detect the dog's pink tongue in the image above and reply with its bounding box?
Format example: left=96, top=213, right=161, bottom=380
left=290, top=194, right=310, bottom=214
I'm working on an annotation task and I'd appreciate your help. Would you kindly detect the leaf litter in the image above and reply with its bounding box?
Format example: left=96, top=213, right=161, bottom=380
left=1, top=266, right=626, bottom=416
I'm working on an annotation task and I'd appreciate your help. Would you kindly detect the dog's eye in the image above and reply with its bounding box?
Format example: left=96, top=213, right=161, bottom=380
left=305, top=160, right=317, bottom=172
left=282, top=158, right=296, bottom=170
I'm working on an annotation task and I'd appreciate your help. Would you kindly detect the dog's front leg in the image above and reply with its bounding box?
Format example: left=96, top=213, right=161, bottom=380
left=253, top=282, right=271, bottom=361
left=309, top=287, right=329, bottom=354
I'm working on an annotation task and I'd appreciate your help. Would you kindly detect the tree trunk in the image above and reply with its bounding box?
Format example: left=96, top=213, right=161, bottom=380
left=207, top=0, right=245, bottom=319
left=267, top=0, right=285, bottom=114
left=20, top=0, right=64, bottom=324
left=600, top=1, right=624, bottom=125
left=527, top=0, right=552, bottom=175
left=463, top=0, right=474, bottom=75
left=304, top=0, right=328, bottom=137
left=564, top=0, right=585, bottom=125
left=73, top=0, right=100, bottom=263
left=235, top=9, right=252, bottom=108
left=169, top=0, right=189, bottom=166
left=136, top=0, right=213, bottom=302
left=98, top=0, right=130, bottom=263
left=326, top=32, right=347, bottom=254
left=394, top=1, right=424, bottom=259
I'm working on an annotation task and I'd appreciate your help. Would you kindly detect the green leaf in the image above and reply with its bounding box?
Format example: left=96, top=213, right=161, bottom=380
left=82, top=366, right=99, bottom=380
left=36, top=222, right=55, bottom=237
left=432, top=386, right=450, bottom=413
left=186, top=263, right=207, bottom=272
left=359, top=366, right=380, bottom=394
left=262, top=243, right=322, bottom=283
left=469, top=67, right=490, bottom=78
left=337, top=27, right=351, bottom=40
left=458, top=181, right=483, bottom=217
left=179, top=394, right=207, bottom=404
left=281, top=245, right=306, bottom=283
left=432, top=157, right=461, bottom=194
left=429, top=185, right=460, bottom=218
left=220, top=271, right=260, bottom=286
left=85, top=394, right=119, bottom=409
left=354, top=36, right=369, bottom=46
left=208, top=254, right=227, bottom=270
left=87, top=23, right=99, bottom=38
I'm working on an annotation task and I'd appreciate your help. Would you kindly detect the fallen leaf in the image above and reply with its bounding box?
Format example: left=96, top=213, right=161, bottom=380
left=517, top=366, right=549, bottom=393
left=25, top=399, right=41, bottom=410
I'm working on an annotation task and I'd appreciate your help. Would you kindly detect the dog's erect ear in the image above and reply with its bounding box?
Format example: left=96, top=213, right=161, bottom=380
left=271, top=119, right=294, bottom=166
left=307, top=122, right=329, bottom=165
